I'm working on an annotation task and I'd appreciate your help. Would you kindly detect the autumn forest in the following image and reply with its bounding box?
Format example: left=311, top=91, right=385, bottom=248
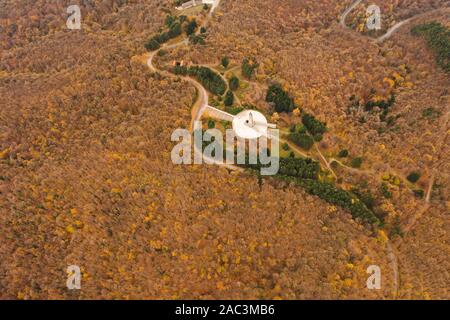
left=0, top=0, right=449, bottom=300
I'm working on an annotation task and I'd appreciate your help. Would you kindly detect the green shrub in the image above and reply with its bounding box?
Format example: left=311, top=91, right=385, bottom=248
left=289, top=124, right=306, bottom=134
left=145, top=39, right=160, bottom=51
left=266, top=84, right=296, bottom=113
left=241, top=154, right=380, bottom=227
left=157, top=50, right=167, bottom=56
left=185, top=66, right=226, bottom=95
left=301, top=113, right=327, bottom=136
left=289, top=133, right=314, bottom=150
left=174, top=66, right=226, bottom=96
left=229, top=76, right=240, bottom=91
left=390, top=217, right=404, bottom=238
left=380, top=183, right=392, bottom=199
left=221, top=56, right=230, bottom=68
left=364, top=95, right=395, bottom=112
left=185, top=19, right=198, bottom=35
left=338, top=149, right=349, bottom=158
left=224, top=90, right=234, bottom=106
left=414, top=189, right=424, bottom=198
left=226, top=106, right=244, bottom=115
left=173, top=65, right=189, bottom=76
left=278, top=158, right=320, bottom=179
left=288, top=178, right=380, bottom=226
left=422, top=107, right=441, bottom=119
left=165, top=15, right=177, bottom=28
left=297, top=125, right=307, bottom=134
left=411, top=22, right=450, bottom=73
left=407, top=172, right=421, bottom=183
left=351, top=188, right=375, bottom=210
left=168, top=22, right=182, bottom=38
left=145, top=15, right=184, bottom=51
left=245, top=157, right=320, bottom=180
left=178, top=15, right=187, bottom=24
left=189, top=34, right=206, bottom=45
left=351, top=157, right=363, bottom=168
left=242, top=57, right=258, bottom=79
left=313, top=134, right=323, bottom=142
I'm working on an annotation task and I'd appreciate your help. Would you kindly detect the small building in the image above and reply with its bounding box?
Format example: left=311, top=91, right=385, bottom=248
left=175, top=0, right=216, bottom=11
left=172, top=60, right=186, bottom=67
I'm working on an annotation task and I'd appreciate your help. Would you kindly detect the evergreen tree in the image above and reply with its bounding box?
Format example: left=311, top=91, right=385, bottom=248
left=242, top=57, right=259, bottom=79
left=185, top=19, right=198, bottom=36
left=266, top=84, right=295, bottom=113
left=221, top=56, right=230, bottom=68
left=289, top=133, right=314, bottom=150
left=229, top=76, right=240, bottom=91
left=145, top=39, right=160, bottom=51
left=301, top=113, right=327, bottom=136
left=224, top=90, right=234, bottom=106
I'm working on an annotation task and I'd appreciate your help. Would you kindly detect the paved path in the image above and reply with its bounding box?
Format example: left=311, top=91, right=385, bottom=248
left=210, top=0, right=220, bottom=14
left=147, top=1, right=242, bottom=171
left=340, top=1, right=449, bottom=43
left=339, top=0, right=363, bottom=28
left=339, top=1, right=450, bottom=298
left=377, top=8, right=448, bottom=43
left=404, top=111, right=449, bottom=233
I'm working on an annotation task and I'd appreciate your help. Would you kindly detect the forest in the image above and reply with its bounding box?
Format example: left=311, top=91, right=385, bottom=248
left=411, top=22, right=450, bottom=73
left=145, top=15, right=198, bottom=51
left=173, top=65, right=226, bottom=96
left=266, top=84, right=296, bottom=113
left=0, top=0, right=448, bottom=300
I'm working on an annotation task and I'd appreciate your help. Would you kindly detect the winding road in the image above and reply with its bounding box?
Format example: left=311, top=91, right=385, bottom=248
left=147, top=1, right=241, bottom=171
left=143, top=0, right=450, bottom=298
left=339, top=0, right=450, bottom=298
left=340, top=0, right=449, bottom=43
left=339, top=0, right=363, bottom=28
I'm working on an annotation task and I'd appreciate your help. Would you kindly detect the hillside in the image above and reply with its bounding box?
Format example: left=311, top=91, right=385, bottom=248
left=0, top=0, right=448, bottom=299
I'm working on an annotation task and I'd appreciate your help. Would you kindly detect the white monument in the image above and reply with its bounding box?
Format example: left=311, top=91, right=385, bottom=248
left=204, top=106, right=276, bottom=140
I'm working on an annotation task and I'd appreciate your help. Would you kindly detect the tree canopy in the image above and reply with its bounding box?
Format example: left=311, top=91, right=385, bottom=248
left=266, top=84, right=296, bottom=113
